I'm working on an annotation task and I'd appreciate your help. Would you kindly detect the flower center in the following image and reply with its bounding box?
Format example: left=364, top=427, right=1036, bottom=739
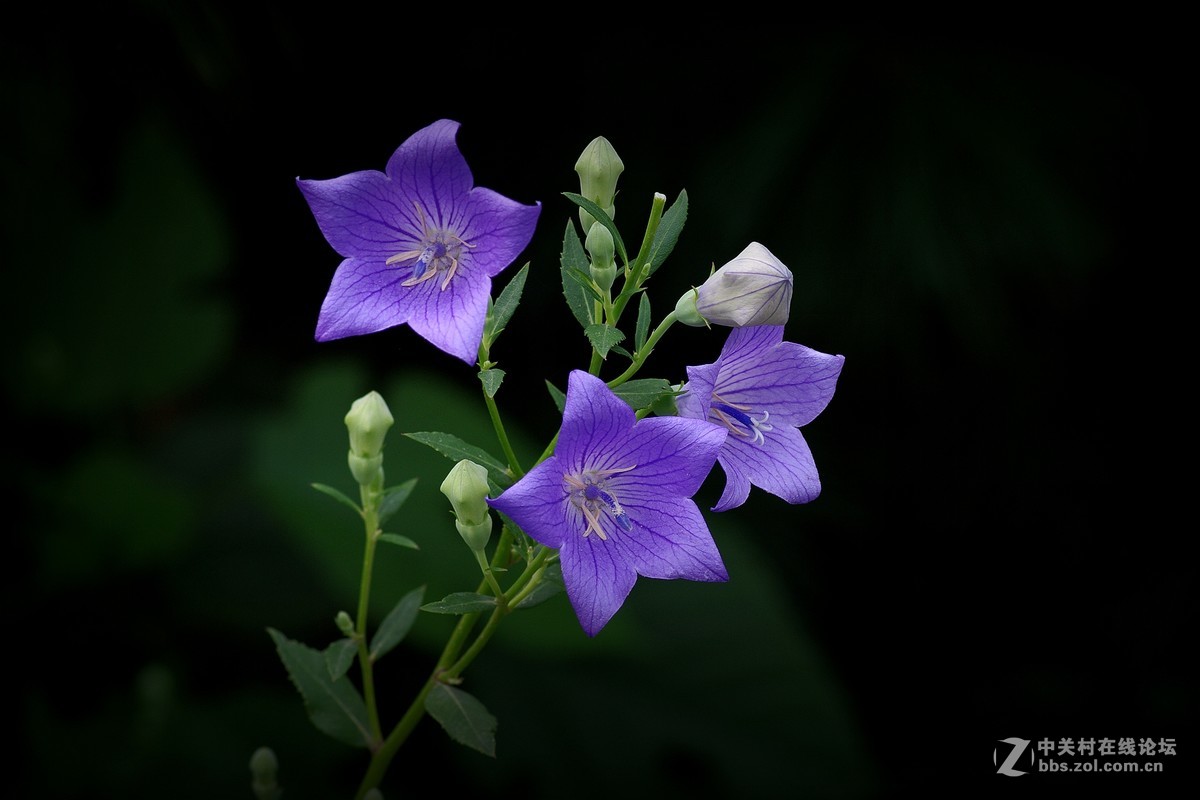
left=563, top=465, right=636, bottom=540
left=709, top=392, right=773, bottom=445
left=385, top=202, right=474, bottom=291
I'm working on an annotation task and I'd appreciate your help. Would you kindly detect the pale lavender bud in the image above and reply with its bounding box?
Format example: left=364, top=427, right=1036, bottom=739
left=676, top=242, right=793, bottom=328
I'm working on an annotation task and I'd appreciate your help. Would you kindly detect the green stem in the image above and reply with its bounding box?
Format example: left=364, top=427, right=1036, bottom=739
left=607, top=311, right=678, bottom=389
left=614, top=192, right=667, bottom=319
left=355, top=485, right=384, bottom=745
left=482, top=387, right=524, bottom=479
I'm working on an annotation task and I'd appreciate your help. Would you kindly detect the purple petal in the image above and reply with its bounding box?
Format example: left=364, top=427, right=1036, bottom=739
left=459, top=188, right=541, bottom=278
left=403, top=263, right=492, bottom=363
left=713, top=424, right=820, bottom=512
left=315, top=256, right=412, bottom=341
left=385, top=119, right=474, bottom=228
left=716, top=326, right=845, bottom=427
left=559, top=533, right=638, bottom=637
left=612, top=497, right=728, bottom=582
left=676, top=362, right=719, bottom=420
left=487, top=457, right=567, bottom=549
left=603, top=416, right=726, bottom=500
left=555, top=371, right=636, bottom=474
left=297, top=171, right=421, bottom=261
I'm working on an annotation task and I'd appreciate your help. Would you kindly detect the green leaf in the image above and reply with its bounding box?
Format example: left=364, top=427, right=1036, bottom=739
left=403, top=432, right=512, bottom=491
left=635, top=292, right=651, bottom=353
left=545, top=380, right=566, bottom=413
left=379, top=533, right=419, bottom=550
left=324, top=638, right=357, bottom=681
left=584, top=324, right=625, bottom=360
left=425, top=684, right=497, bottom=757
left=566, top=267, right=603, bottom=305
left=609, top=344, right=633, bottom=361
left=646, top=189, right=688, bottom=277
left=514, top=562, right=565, bottom=609
left=562, top=191, right=629, bottom=266
left=485, top=263, right=528, bottom=345
left=420, top=592, right=498, bottom=615
left=267, top=628, right=372, bottom=748
left=477, top=368, right=505, bottom=399
left=559, top=221, right=592, bottom=329
left=612, top=378, right=674, bottom=411
left=310, top=483, right=361, bottom=516
left=377, top=478, right=417, bottom=526
left=370, top=585, right=425, bottom=660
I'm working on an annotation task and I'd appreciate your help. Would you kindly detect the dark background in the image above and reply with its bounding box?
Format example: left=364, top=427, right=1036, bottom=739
left=5, top=10, right=1190, bottom=799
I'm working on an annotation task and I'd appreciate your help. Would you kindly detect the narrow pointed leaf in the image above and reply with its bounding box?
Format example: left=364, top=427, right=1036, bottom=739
left=485, top=263, right=528, bottom=344
left=377, top=478, right=418, bottom=526
left=609, top=344, right=633, bottom=361
left=566, top=267, right=603, bottom=304
left=268, top=628, right=372, bottom=748
left=425, top=683, right=497, bottom=757
left=324, top=638, right=357, bottom=681
left=647, top=189, right=688, bottom=277
left=478, top=368, right=505, bottom=398
left=562, top=191, right=629, bottom=266
left=403, top=432, right=511, bottom=490
left=420, top=592, right=498, bottom=615
left=545, top=380, right=566, bottom=413
left=560, top=221, right=592, bottom=328
left=584, top=324, right=625, bottom=360
left=635, top=292, right=651, bottom=353
left=310, top=483, right=361, bottom=516
left=379, top=532, right=419, bottom=550
left=370, top=585, right=425, bottom=660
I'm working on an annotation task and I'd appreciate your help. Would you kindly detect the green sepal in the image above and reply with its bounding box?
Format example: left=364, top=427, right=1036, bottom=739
left=377, top=478, right=417, bottom=526
left=646, top=189, right=688, bottom=277
left=478, top=368, right=505, bottom=398
left=514, top=562, right=565, bottom=609
left=559, top=221, right=593, bottom=329
left=484, top=262, right=528, bottom=347
left=612, top=378, right=674, bottom=411
left=267, top=628, right=372, bottom=748
left=634, top=292, right=651, bottom=352
left=425, top=683, right=497, bottom=757
left=562, top=191, right=629, bottom=266
left=370, top=585, right=425, bottom=661
left=403, top=432, right=512, bottom=492
left=378, top=532, right=419, bottom=550
left=585, top=323, right=625, bottom=360
left=324, top=637, right=357, bottom=681
left=310, top=483, right=361, bottom=516
left=420, top=592, right=498, bottom=615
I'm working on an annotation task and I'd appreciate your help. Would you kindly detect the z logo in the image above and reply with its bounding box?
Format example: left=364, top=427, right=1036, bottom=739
left=994, top=737, right=1032, bottom=776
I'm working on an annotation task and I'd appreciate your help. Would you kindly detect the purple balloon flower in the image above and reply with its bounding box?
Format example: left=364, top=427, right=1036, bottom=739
left=489, top=370, right=729, bottom=636
left=677, top=325, right=844, bottom=512
left=297, top=119, right=541, bottom=363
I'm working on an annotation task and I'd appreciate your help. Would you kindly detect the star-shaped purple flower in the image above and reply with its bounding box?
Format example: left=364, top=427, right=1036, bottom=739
left=677, top=325, right=844, bottom=512
left=489, top=370, right=729, bottom=636
left=297, top=119, right=540, bottom=363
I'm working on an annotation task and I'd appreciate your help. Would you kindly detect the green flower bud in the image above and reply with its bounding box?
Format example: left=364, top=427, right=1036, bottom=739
left=586, top=221, right=617, bottom=291
left=335, top=610, right=355, bottom=637
left=575, top=136, right=624, bottom=232
left=440, top=459, right=491, bottom=527
left=676, top=242, right=793, bottom=328
left=344, top=391, right=394, bottom=459
left=249, top=746, right=281, bottom=800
